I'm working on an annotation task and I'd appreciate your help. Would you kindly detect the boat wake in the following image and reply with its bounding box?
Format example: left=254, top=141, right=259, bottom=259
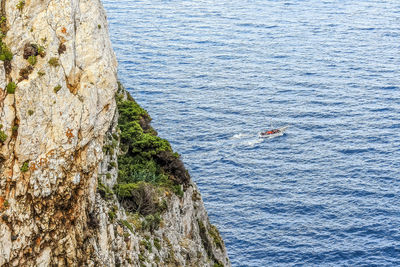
left=229, top=132, right=263, bottom=147
left=230, top=133, right=252, bottom=140
left=244, top=138, right=264, bottom=147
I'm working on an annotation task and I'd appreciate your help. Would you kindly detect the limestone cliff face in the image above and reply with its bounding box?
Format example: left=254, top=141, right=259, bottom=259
left=0, top=0, right=229, bottom=266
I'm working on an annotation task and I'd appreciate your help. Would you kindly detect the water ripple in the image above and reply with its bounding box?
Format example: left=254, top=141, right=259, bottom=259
left=104, top=0, right=400, bottom=266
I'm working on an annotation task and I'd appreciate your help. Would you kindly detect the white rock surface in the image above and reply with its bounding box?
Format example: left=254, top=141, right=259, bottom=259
left=0, top=0, right=229, bottom=266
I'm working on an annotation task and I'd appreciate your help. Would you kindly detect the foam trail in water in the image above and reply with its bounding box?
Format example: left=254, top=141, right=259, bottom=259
left=229, top=133, right=262, bottom=148
left=231, top=133, right=252, bottom=140
left=244, top=138, right=263, bottom=147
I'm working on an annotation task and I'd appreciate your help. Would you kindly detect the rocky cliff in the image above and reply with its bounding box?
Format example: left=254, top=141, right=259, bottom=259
left=0, top=0, right=229, bottom=266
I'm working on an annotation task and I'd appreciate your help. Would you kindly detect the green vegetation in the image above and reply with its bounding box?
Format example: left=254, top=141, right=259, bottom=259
left=115, top=89, right=189, bottom=206
left=109, top=84, right=195, bottom=238
left=138, top=253, right=146, bottom=263
left=154, top=237, right=161, bottom=250
left=198, top=220, right=213, bottom=259
left=0, top=13, right=12, bottom=63
left=118, top=170, right=168, bottom=185
left=16, top=0, right=25, bottom=11
left=6, top=82, right=16, bottom=94
left=164, top=236, right=179, bottom=265
left=108, top=205, right=118, bottom=221
left=28, top=110, right=34, bottom=116
left=0, top=130, right=7, bottom=143
left=123, top=232, right=130, bottom=239
left=20, top=161, right=29, bottom=173
left=105, top=84, right=192, bottom=233
left=114, top=182, right=164, bottom=217
left=12, top=125, right=18, bottom=134
left=197, top=220, right=224, bottom=265
left=173, top=184, right=184, bottom=198
left=109, top=161, right=116, bottom=169
left=117, top=97, right=170, bottom=155
left=209, top=224, right=224, bottom=250
left=53, top=85, right=62, bottom=93
left=0, top=44, right=12, bottom=61
left=37, top=45, right=45, bottom=57
left=98, top=181, right=114, bottom=200
left=141, top=213, right=161, bottom=232
left=48, top=57, right=59, bottom=67
left=27, top=55, right=37, bottom=65
left=121, top=220, right=134, bottom=233
left=127, top=212, right=142, bottom=230
left=116, top=89, right=169, bottom=179
left=108, top=211, right=116, bottom=221
left=103, top=136, right=118, bottom=156
left=114, top=182, right=140, bottom=198
left=140, top=239, right=152, bottom=252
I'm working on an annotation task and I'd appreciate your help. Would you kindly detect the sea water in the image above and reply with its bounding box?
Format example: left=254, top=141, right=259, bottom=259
left=103, top=1, right=400, bottom=266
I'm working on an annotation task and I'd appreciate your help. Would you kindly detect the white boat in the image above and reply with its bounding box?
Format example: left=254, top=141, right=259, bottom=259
left=258, top=126, right=289, bottom=138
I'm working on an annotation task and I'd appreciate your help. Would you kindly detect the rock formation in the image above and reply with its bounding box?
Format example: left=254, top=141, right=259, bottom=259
left=0, top=0, right=229, bottom=266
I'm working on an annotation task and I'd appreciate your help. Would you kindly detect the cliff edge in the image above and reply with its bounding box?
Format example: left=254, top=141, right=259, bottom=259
left=0, top=0, right=229, bottom=266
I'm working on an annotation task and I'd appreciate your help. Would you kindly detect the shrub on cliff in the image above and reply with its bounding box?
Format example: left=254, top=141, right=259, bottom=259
left=114, top=88, right=192, bottom=220
left=116, top=94, right=171, bottom=182
left=116, top=93, right=190, bottom=187
left=154, top=151, right=190, bottom=185
left=114, top=182, right=159, bottom=216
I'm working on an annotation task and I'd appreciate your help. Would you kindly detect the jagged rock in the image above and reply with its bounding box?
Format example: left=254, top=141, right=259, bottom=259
left=0, top=0, right=229, bottom=266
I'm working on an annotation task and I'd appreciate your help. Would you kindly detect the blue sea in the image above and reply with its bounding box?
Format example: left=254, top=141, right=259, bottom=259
left=103, top=1, right=400, bottom=266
